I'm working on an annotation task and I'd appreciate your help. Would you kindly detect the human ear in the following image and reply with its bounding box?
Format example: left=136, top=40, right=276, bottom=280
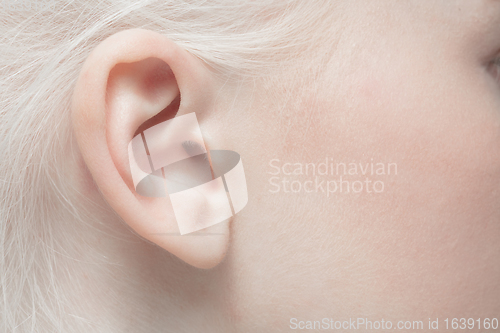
left=71, top=29, right=231, bottom=269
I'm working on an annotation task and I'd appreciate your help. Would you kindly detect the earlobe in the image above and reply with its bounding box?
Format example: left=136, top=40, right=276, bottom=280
left=71, top=29, right=230, bottom=269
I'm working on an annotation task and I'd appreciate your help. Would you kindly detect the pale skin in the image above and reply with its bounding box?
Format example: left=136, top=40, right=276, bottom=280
left=69, top=1, right=500, bottom=332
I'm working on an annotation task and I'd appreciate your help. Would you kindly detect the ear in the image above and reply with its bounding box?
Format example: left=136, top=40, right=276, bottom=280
left=71, top=29, right=230, bottom=269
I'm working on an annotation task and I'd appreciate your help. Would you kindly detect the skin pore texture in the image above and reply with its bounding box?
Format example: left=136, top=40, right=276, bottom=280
left=225, top=1, right=500, bottom=330
left=4, top=0, right=500, bottom=332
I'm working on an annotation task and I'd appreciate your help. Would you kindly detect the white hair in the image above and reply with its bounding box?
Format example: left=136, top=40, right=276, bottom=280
left=0, top=1, right=335, bottom=331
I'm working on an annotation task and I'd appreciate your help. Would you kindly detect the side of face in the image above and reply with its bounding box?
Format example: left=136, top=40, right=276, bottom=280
left=219, top=0, right=500, bottom=329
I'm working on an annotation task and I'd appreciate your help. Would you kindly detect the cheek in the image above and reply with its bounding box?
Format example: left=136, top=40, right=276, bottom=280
left=371, top=71, right=500, bottom=224
left=324, top=60, right=500, bottom=313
